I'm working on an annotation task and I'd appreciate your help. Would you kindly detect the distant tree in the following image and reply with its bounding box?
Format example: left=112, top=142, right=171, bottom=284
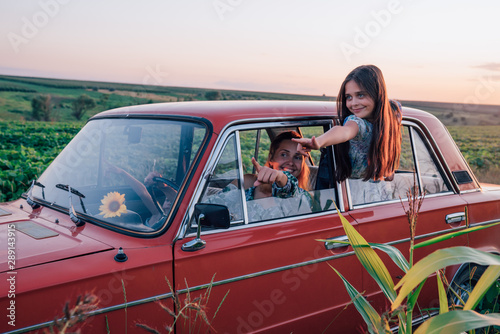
left=31, top=95, right=52, bottom=121
left=72, top=94, right=96, bottom=120
left=205, top=91, right=221, bottom=100
left=98, top=93, right=110, bottom=108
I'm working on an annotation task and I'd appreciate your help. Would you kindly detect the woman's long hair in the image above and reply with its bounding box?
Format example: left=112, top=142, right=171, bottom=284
left=335, top=65, right=402, bottom=181
left=265, top=131, right=311, bottom=190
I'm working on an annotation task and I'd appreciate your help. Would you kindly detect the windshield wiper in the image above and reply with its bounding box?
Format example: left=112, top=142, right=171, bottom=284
left=56, top=184, right=86, bottom=227
left=26, top=180, right=45, bottom=209
left=55, top=184, right=87, bottom=214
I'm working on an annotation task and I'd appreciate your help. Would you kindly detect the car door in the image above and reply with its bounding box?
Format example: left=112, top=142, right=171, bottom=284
left=172, top=120, right=366, bottom=333
left=348, top=122, right=468, bottom=316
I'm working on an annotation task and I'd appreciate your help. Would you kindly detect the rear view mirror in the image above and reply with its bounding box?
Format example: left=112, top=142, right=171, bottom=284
left=126, top=126, right=142, bottom=144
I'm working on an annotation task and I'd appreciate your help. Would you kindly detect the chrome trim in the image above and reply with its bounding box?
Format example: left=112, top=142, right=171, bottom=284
left=346, top=178, right=353, bottom=210
left=235, top=130, right=249, bottom=224
left=184, top=206, right=339, bottom=238
left=325, top=235, right=349, bottom=250
left=409, top=126, right=424, bottom=193
left=468, top=218, right=500, bottom=228
left=461, top=188, right=481, bottom=194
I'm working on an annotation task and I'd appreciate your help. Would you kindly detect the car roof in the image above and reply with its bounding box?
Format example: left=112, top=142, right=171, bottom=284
left=94, top=100, right=336, bottom=122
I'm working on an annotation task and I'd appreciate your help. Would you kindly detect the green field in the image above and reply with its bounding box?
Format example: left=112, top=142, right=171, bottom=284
left=1, top=74, right=499, bottom=202
left=0, top=74, right=334, bottom=122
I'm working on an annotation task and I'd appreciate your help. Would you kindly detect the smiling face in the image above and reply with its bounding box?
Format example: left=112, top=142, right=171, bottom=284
left=269, top=139, right=303, bottom=178
left=345, top=80, right=375, bottom=121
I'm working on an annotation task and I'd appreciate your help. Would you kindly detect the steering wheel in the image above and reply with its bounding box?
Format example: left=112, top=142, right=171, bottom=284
left=152, top=176, right=179, bottom=191
left=149, top=176, right=179, bottom=214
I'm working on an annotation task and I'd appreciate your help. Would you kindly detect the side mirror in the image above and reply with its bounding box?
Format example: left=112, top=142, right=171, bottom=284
left=195, top=203, right=231, bottom=229
left=181, top=203, right=230, bottom=252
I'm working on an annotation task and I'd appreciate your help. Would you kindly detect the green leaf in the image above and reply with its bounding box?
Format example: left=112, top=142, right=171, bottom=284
left=392, top=247, right=500, bottom=311
left=370, top=243, right=410, bottom=274
left=329, top=264, right=388, bottom=334
left=413, top=310, right=500, bottom=334
left=414, top=222, right=500, bottom=249
left=335, top=205, right=397, bottom=302
left=436, top=272, right=448, bottom=314
left=464, top=265, right=500, bottom=311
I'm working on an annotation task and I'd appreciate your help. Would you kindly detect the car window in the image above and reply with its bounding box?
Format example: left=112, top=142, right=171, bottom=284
left=199, top=124, right=337, bottom=226
left=412, top=127, right=451, bottom=195
left=348, top=124, right=451, bottom=207
left=34, top=118, right=207, bottom=233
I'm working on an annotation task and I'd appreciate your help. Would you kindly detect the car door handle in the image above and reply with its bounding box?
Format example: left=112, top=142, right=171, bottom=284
left=324, top=235, right=349, bottom=250
left=445, top=212, right=465, bottom=224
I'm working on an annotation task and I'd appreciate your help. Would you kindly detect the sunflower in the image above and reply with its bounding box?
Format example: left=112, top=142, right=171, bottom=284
left=99, top=192, right=127, bottom=218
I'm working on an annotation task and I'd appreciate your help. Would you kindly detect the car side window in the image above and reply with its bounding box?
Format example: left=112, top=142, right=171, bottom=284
left=349, top=125, right=451, bottom=206
left=199, top=124, right=338, bottom=226
left=412, top=127, right=451, bottom=195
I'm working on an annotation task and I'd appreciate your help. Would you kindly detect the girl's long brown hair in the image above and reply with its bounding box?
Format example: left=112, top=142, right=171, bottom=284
left=335, top=65, right=402, bottom=182
left=265, top=131, right=311, bottom=190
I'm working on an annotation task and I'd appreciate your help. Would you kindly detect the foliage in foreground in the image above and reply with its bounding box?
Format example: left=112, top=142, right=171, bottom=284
left=325, top=186, right=500, bottom=333
left=44, top=293, right=99, bottom=334
left=136, top=275, right=229, bottom=333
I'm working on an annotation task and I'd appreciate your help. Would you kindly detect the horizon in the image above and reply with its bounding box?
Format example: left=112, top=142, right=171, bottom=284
left=1, top=1, right=500, bottom=106
left=4, top=72, right=500, bottom=109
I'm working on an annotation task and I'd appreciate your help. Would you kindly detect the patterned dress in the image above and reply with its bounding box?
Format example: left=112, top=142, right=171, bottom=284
left=245, top=171, right=308, bottom=200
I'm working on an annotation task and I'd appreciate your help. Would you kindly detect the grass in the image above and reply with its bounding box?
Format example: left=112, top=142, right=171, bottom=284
left=448, top=125, right=500, bottom=184
left=0, top=74, right=334, bottom=122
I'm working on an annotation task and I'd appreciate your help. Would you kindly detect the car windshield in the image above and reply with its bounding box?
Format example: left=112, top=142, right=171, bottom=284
left=32, top=117, right=207, bottom=233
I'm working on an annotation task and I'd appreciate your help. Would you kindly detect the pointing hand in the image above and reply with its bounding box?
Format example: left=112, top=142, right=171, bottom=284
left=251, top=157, right=287, bottom=187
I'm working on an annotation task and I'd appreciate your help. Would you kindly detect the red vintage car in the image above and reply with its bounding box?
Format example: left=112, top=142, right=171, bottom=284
left=1, top=101, right=499, bottom=333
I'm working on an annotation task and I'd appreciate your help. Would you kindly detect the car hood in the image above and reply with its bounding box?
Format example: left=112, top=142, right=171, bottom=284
left=0, top=205, right=113, bottom=273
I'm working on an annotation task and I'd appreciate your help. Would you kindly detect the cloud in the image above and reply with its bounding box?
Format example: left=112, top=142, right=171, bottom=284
left=473, top=63, right=500, bottom=72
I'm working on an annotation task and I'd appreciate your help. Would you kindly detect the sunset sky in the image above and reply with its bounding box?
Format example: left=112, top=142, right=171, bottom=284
left=1, top=0, right=499, bottom=105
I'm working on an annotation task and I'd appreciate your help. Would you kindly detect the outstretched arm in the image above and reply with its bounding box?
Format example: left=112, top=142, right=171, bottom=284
left=293, top=121, right=359, bottom=153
